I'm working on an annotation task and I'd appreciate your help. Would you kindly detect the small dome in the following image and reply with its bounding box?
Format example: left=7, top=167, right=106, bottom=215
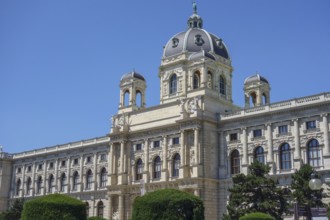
left=121, top=71, right=145, bottom=82
left=244, top=74, right=269, bottom=85
left=162, top=3, right=230, bottom=60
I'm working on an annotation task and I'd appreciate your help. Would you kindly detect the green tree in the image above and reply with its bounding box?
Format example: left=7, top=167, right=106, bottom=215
left=291, top=164, right=325, bottom=218
left=0, top=198, right=25, bottom=220
left=21, top=194, right=86, bottom=220
left=223, top=161, right=288, bottom=220
left=132, top=188, right=204, bottom=220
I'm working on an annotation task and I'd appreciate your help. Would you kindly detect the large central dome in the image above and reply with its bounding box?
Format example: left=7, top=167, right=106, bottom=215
left=163, top=3, right=230, bottom=60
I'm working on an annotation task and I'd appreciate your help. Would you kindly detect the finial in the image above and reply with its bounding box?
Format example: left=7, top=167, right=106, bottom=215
left=193, top=1, right=197, bottom=14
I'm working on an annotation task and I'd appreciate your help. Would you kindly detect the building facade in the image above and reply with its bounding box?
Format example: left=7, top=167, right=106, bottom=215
left=1, top=4, right=330, bottom=220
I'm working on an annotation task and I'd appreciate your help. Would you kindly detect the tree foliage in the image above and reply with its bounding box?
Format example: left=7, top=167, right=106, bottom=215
left=223, top=161, right=288, bottom=220
left=239, top=212, right=274, bottom=220
left=0, top=198, right=24, bottom=220
left=291, top=164, right=325, bottom=208
left=131, top=188, right=204, bottom=220
left=21, top=194, right=86, bottom=220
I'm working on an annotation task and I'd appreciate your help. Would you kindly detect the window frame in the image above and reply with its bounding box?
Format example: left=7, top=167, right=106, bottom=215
left=230, top=150, right=240, bottom=175
left=307, top=139, right=321, bottom=167
left=254, top=146, right=265, bottom=164
left=253, top=129, right=262, bottom=138
left=136, top=159, right=143, bottom=181
left=280, top=143, right=291, bottom=170
left=172, top=154, right=181, bottom=177
left=153, top=156, right=161, bottom=179
left=169, top=74, right=177, bottom=95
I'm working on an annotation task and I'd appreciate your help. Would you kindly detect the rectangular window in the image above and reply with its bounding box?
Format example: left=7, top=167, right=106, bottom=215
left=100, top=154, right=106, bottom=161
left=253, top=129, right=262, bottom=138
left=278, top=125, right=288, bottom=134
left=86, top=156, right=92, bottom=163
left=306, top=120, right=316, bottom=130
left=136, top=143, right=142, bottom=151
left=61, top=160, right=66, bottom=167
left=229, top=133, right=238, bottom=141
left=38, top=164, right=43, bottom=170
left=172, top=137, right=180, bottom=145
left=73, top=158, right=79, bottom=165
left=49, top=162, right=54, bottom=169
left=153, top=140, right=160, bottom=148
left=17, top=167, right=21, bottom=173
left=27, top=166, right=32, bottom=172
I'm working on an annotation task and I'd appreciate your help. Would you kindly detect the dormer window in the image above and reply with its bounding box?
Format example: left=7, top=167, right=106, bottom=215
left=216, top=39, right=224, bottom=49
left=172, top=38, right=179, bottom=48
left=195, top=34, right=204, bottom=46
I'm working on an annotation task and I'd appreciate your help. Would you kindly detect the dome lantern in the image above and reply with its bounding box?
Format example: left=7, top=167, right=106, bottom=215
left=188, top=2, right=203, bottom=29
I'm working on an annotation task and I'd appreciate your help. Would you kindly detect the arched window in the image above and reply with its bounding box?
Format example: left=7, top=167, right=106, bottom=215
left=231, top=150, right=240, bottom=174
left=26, top=177, right=32, bottom=195
left=153, top=156, right=161, bottom=179
left=36, top=176, right=43, bottom=194
left=207, top=71, right=213, bottom=89
left=308, top=139, right=320, bottom=167
left=262, top=93, right=267, bottom=105
left=254, top=146, right=264, bottom=164
left=60, top=173, right=66, bottom=192
left=72, top=171, right=79, bottom=191
left=97, top=201, right=104, bottom=218
left=280, top=143, right=291, bottom=170
left=124, top=90, right=130, bottom=106
left=85, top=202, right=90, bottom=218
left=172, top=154, right=181, bottom=177
left=48, top=174, right=54, bottom=193
left=100, top=168, right=107, bottom=188
left=250, top=92, right=257, bottom=107
left=193, top=72, right=200, bottom=89
left=136, top=159, right=143, bottom=181
left=86, top=170, right=93, bottom=189
left=220, top=75, right=226, bottom=95
left=15, top=179, right=21, bottom=196
left=169, top=74, right=177, bottom=95
left=136, top=91, right=142, bottom=107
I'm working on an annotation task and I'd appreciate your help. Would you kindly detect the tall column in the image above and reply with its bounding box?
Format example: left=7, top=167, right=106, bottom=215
left=67, top=157, right=71, bottom=193
left=242, top=128, right=248, bottom=165
left=144, top=139, right=149, bottom=183
left=218, top=131, right=226, bottom=178
left=119, top=194, right=124, bottom=220
left=43, top=162, right=47, bottom=195
left=54, top=159, right=58, bottom=193
left=162, top=136, right=168, bottom=181
left=180, top=130, right=186, bottom=178
left=180, top=131, right=186, bottom=165
left=79, top=154, right=84, bottom=191
left=194, top=128, right=200, bottom=164
left=93, top=153, right=97, bottom=190
left=120, top=141, right=125, bottom=174
left=32, top=163, right=36, bottom=196
left=267, top=123, right=273, bottom=163
left=118, top=141, right=127, bottom=185
left=293, top=119, right=301, bottom=160
left=109, top=143, right=114, bottom=182
left=322, top=114, right=330, bottom=156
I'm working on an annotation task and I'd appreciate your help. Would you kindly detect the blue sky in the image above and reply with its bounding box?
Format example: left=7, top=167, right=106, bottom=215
left=1, top=0, right=329, bottom=153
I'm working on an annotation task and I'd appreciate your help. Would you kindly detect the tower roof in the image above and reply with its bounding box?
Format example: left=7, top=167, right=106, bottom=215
left=244, top=74, right=269, bottom=85
left=120, top=71, right=145, bottom=82
left=162, top=2, right=230, bottom=60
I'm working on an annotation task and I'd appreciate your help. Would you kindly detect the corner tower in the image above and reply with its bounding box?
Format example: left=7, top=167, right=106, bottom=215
left=118, top=71, right=146, bottom=114
left=244, top=73, right=270, bottom=108
left=159, top=3, right=233, bottom=105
